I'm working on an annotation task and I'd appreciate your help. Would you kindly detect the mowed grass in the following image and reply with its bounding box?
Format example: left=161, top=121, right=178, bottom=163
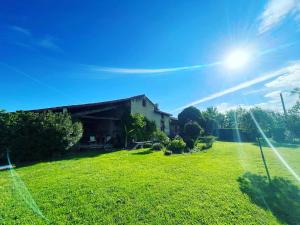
left=0, top=141, right=300, bottom=225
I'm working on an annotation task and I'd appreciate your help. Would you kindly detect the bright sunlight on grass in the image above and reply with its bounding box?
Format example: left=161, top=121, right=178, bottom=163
left=1, top=141, right=300, bottom=224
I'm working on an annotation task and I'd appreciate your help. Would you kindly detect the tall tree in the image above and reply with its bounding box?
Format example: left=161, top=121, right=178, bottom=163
left=178, top=106, right=204, bottom=134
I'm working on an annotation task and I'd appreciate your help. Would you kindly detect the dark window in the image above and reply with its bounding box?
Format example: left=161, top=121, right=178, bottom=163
left=142, top=99, right=147, bottom=107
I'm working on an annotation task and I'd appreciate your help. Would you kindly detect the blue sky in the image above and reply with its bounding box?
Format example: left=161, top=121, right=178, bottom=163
left=1, top=0, right=300, bottom=115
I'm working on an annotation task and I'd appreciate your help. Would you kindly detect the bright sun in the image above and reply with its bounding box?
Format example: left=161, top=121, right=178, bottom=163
left=225, top=49, right=251, bottom=70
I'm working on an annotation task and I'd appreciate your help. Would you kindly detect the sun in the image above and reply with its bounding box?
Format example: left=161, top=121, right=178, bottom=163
left=225, top=49, right=251, bottom=70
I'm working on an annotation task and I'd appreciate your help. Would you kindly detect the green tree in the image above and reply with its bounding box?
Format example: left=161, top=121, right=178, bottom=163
left=203, top=107, right=225, bottom=128
left=239, top=108, right=274, bottom=137
left=286, top=102, right=300, bottom=141
left=178, top=106, right=204, bottom=134
left=152, top=130, right=170, bottom=146
left=121, top=113, right=156, bottom=148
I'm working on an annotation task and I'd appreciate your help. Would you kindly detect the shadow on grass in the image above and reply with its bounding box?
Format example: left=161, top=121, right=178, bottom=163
left=1, top=148, right=122, bottom=170
left=251, top=141, right=300, bottom=149
left=238, top=172, right=300, bottom=225
left=131, top=149, right=153, bottom=155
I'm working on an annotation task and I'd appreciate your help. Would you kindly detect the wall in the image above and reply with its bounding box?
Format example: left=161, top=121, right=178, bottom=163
left=130, top=97, right=171, bottom=135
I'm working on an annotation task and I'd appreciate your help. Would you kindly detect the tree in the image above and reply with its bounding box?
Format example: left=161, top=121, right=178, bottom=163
left=286, top=102, right=300, bottom=141
left=178, top=106, right=204, bottom=134
left=202, top=107, right=225, bottom=128
left=239, top=108, right=275, bottom=137
left=144, top=118, right=156, bottom=141
left=121, top=113, right=156, bottom=148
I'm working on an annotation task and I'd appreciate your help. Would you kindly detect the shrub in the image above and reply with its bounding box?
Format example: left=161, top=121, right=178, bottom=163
left=183, top=121, right=204, bottom=149
left=1, top=111, right=83, bottom=163
left=185, top=138, right=195, bottom=150
left=178, top=106, right=204, bottom=134
left=184, top=121, right=203, bottom=140
left=168, top=137, right=186, bottom=154
left=194, top=142, right=206, bottom=151
left=198, top=136, right=216, bottom=149
left=152, top=131, right=170, bottom=146
left=164, top=150, right=172, bottom=156
left=151, top=142, right=164, bottom=151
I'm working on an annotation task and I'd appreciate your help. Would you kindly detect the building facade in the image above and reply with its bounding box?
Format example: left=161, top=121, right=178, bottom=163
left=30, top=95, right=179, bottom=146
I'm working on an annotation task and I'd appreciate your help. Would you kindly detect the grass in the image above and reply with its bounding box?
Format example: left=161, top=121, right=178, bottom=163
left=0, top=141, right=300, bottom=224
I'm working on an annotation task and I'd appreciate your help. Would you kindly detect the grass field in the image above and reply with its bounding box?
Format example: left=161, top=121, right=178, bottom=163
left=1, top=141, right=300, bottom=225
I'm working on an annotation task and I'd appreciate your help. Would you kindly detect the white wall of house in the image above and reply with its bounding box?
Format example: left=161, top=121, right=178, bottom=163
left=130, top=97, right=171, bottom=135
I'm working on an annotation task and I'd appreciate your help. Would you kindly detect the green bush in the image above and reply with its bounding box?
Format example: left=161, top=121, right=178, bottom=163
left=194, top=142, right=206, bottom=151
left=152, top=131, right=170, bottom=146
left=183, top=121, right=204, bottom=149
left=185, top=138, right=195, bottom=150
left=168, top=137, right=186, bottom=154
left=151, top=142, right=164, bottom=151
left=198, top=136, right=216, bottom=149
left=0, top=111, right=83, bottom=163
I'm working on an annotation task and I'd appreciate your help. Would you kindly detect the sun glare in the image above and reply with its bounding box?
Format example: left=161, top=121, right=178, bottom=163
left=225, top=49, right=251, bottom=70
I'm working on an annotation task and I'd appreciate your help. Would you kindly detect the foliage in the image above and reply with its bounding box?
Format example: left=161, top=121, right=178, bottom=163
left=168, top=137, right=186, bottom=154
left=272, top=127, right=286, bottom=143
left=193, top=142, right=206, bottom=151
left=178, top=106, right=204, bottom=134
left=152, top=130, right=170, bottom=146
left=184, top=138, right=195, bottom=150
left=144, top=118, right=156, bottom=140
left=286, top=101, right=300, bottom=140
left=184, top=121, right=203, bottom=140
left=121, top=113, right=156, bottom=147
left=177, top=101, right=300, bottom=144
left=151, top=142, right=164, bottom=151
left=0, top=111, right=83, bottom=163
left=183, top=121, right=204, bottom=149
left=198, top=135, right=216, bottom=149
left=202, top=107, right=225, bottom=133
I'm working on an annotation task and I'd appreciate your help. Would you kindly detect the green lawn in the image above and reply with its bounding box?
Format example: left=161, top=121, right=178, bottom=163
left=1, top=141, right=300, bottom=225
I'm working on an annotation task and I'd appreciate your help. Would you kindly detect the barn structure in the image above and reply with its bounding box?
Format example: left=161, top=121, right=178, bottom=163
left=30, top=95, right=179, bottom=147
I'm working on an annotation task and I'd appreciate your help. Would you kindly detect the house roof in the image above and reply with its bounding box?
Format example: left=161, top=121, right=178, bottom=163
left=28, top=94, right=172, bottom=116
left=29, top=94, right=145, bottom=112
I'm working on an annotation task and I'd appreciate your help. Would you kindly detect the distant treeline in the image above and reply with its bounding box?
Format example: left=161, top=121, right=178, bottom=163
left=178, top=100, right=300, bottom=143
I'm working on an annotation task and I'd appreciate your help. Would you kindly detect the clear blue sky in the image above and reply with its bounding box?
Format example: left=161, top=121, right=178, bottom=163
left=1, top=0, right=300, bottom=114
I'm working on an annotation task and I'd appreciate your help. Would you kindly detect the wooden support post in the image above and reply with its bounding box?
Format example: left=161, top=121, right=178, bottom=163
left=257, top=137, right=272, bottom=184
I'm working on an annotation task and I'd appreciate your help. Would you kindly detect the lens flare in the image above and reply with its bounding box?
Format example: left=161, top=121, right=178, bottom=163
left=249, top=113, right=300, bottom=183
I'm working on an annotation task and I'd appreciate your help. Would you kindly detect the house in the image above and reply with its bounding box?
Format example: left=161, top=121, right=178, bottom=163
left=30, top=95, right=179, bottom=146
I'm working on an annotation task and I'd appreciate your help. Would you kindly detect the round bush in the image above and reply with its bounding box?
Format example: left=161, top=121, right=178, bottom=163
left=168, top=137, right=186, bottom=154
